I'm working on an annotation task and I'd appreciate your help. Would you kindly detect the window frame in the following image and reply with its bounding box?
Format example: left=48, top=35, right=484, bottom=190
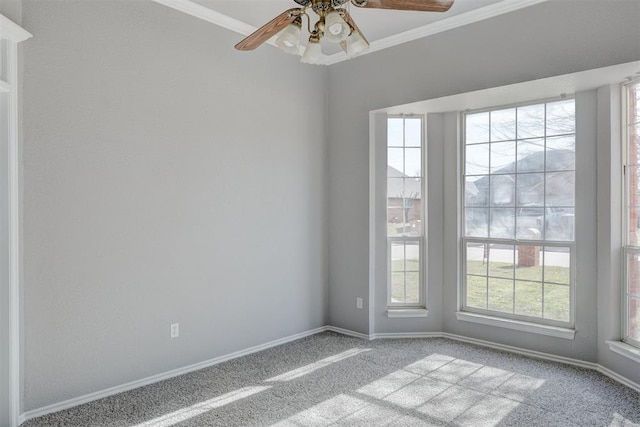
left=460, top=97, right=576, bottom=329
left=386, top=114, right=426, bottom=309
left=622, top=78, right=640, bottom=348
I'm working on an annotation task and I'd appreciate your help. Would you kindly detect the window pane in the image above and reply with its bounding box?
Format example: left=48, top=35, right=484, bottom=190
left=628, top=207, right=640, bottom=246
left=404, top=241, right=420, bottom=272
left=629, top=124, right=640, bottom=166
left=546, top=99, right=575, bottom=136
left=387, top=178, right=405, bottom=237
left=545, top=171, right=574, bottom=207
left=544, top=247, right=570, bottom=285
left=517, top=173, right=544, bottom=206
left=405, top=271, right=420, bottom=304
left=517, top=104, right=545, bottom=138
left=390, top=242, right=405, bottom=271
left=490, top=175, right=515, bottom=206
left=465, top=176, right=488, bottom=207
left=517, top=139, right=545, bottom=173
left=465, top=208, right=488, bottom=238
left=487, top=244, right=514, bottom=279
left=388, top=148, right=404, bottom=172
left=405, top=118, right=422, bottom=147
left=466, top=112, right=490, bottom=144
left=405, top=148, right=421, bottom=177
left=543, top=284, right=570, bottom=322
left=515, top=245, right=543, bottom=281
left=391, top=272, right=405, bottom=302
left=467, top=275, right=487, bottom=309
left=388, top=118, right=404, bottom=146
left=466, top=243, right=487, bottom=276
left=488, top=278, right=513, bottom=313
left=629, top=297, right=640, bottom=341
left=546, top=136, right=575, bottom=172
left=515, top=281, right=543, bottom=317
left=517, top=204, right=544, bottom=238
left=491, top=141, right=516, bottom=173
left=390, top=241, right=420, bottom=305
left=466, top=144, right=490, bottom=175
left=490, top=208, right=515, bottom=239
left=544, top=208, right=574, bottom=242
left=491, top=108, right=516, bottom=142
left=627, top=253, right=640, bottom=298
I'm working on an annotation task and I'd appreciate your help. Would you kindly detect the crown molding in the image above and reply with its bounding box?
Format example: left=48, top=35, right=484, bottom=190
left=153, top=0, right=549, bottom=65
left=0, top=14, right=32, bottom=43
left=152, top=0, right=549, bottom=66
left=151, top=0, right=277, bottom=47
left=326, top=0, right=550, bottom=65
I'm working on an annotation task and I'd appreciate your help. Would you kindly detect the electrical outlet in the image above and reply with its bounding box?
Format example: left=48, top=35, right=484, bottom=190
left=356, top=297, right=363, bottom=309
left=170, top=323, right=179, bottom=338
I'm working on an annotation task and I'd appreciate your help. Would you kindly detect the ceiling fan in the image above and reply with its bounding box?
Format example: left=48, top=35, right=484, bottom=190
left=235, top=0, right=454, bottom=65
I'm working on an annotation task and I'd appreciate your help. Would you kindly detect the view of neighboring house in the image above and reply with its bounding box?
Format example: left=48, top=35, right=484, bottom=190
left=465, top=149, right=575, bottom=240
left=387, top=166, right=422, bottom=236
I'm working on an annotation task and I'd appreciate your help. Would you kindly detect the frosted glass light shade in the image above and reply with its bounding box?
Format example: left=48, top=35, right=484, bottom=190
left=345, top=30, right=369, bottom=57
left=324, top=11, right=350, bottom=43
left=301, top=40, right=323, bottom=65
left=275, top=22, right=301, bottom=55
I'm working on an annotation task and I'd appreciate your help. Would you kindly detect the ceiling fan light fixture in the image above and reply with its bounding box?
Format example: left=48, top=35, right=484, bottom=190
left=345, top=29, right=369, bottom=57
left=324, top=10, right=350, bottom=43
left=301, top=35, right=324, bottom=65
left=275, top=17, right=302, bottom=55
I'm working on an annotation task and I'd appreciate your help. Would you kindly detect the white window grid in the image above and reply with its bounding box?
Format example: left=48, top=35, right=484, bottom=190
left=461, top=98, right=576, bottom=328
left=622, top=78, right=640, bottom=348
left=386, top=115, right=426, bottom=308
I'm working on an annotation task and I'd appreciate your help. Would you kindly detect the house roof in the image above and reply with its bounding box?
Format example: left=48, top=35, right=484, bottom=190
left=388, top=166, right=422, bottom=199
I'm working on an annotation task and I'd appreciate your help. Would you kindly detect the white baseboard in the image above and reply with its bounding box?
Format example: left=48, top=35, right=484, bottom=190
left=18, top=324, right=639, bottom=424
left=596, top=364, right=640, bottom=393
left=325, top=328, right=639, bottom=393
left=19, top=326, right=329, bottom=425
left=373, top=332, right=442, bottom=339
left=325, top=325, right=371, bottom=340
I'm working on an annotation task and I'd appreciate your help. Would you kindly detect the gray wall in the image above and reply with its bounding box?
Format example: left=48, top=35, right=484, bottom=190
left=328, top=0, right=640, bottom=371
left=0, top=0, right=22, bottom=25
left=21, top=0, right=328, bottom=411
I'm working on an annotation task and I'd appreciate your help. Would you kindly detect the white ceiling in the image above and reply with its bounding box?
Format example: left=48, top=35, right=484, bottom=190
left=193, top=0, right=501, bottom=41
left=153, top=0, right=549, bottom=64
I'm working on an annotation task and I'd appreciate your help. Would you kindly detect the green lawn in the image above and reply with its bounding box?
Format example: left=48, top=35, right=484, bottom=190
left=390, top=258, right=571, bottom=322
left=391, top=259, right=419, bottom=303
left=466, top=260, right=570, bottom=322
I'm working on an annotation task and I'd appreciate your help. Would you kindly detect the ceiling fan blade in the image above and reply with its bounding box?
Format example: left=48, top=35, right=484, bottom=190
left=340, top=10, right=369, bottom=54
left=353, top=0, right=453, bottom=12
left=235, top=9, right=301, bottom=51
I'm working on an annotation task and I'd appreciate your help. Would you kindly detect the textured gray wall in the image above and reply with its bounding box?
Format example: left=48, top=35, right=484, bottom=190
left=21, top=0, right=328, bottom=411
left=0, top=0, right=22, bottom=25
left=328, top=0, right=640, bottom=366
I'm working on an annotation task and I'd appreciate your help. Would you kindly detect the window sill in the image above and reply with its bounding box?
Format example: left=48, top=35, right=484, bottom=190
left=455, top=311, right=576, bottom=340
left=606, top=340, right=640, bottom=363
left=387, top=308, right=429, bottom=318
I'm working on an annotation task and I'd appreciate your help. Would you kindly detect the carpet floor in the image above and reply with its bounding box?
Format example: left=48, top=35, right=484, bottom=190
left=22, top=332, right=640, bottom=426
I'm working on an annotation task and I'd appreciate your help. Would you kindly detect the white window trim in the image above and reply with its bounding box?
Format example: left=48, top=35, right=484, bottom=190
left=0, top=13, right=32, bottom=427
left=386, top=114, right=427, bottom=310
left=606, top=340, right=640, bottom=363
left=459, top=98, right=577, bottom=330
left=387, top=308, right=429, bottom=318
left=456, top=311, right=576, bottom=339
left=622, top=78, right=640, bottom=349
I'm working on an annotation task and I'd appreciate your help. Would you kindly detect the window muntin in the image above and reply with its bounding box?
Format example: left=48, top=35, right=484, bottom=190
left=387, top=116, right=424, bottom=307
left=462, top=99, right=575, bottom=327
left=624, top=80, right=640, bottom=347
